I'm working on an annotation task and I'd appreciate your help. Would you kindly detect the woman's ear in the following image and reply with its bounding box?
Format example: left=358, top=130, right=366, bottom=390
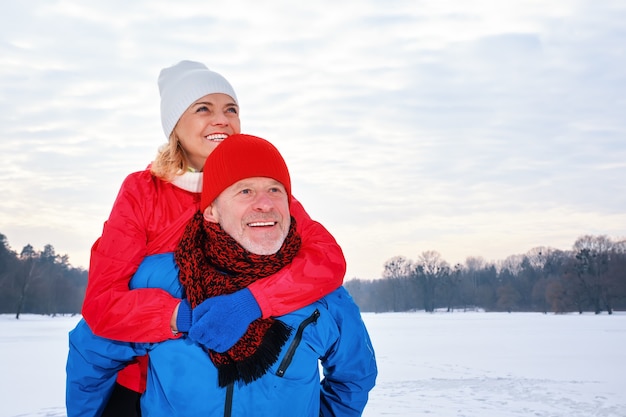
left=203, top=204, right=220, bottom=224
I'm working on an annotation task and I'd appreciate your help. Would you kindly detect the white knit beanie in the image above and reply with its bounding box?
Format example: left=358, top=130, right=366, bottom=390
left=158, top=60, right=238, bottom=139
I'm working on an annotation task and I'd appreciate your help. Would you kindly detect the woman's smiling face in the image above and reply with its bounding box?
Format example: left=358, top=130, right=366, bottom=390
left=174, top=93, right=241, bottom=171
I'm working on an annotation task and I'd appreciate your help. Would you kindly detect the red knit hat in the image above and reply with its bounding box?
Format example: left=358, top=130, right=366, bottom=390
left=201, top=134, right=291, bottom=211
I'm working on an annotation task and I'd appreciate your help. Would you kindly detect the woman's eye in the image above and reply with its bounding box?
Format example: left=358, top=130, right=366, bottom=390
left=226, top=107, right=238, bottom=114
left=196, top=106, right=209, bottom=113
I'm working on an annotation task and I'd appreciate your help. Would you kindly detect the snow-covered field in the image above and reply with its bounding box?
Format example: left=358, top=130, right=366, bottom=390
left=1, top=312, right=625, bottom=417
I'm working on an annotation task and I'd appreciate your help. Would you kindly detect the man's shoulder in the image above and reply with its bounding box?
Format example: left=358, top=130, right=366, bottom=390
left=278, top=287, right=361, bottom=325
left=304, top=287, right=363, bottom=326
left=320, top=286, right=358, bottom=307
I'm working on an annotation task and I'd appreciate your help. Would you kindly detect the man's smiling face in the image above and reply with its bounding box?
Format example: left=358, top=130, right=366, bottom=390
left=203, top=177, right=290, bottom=255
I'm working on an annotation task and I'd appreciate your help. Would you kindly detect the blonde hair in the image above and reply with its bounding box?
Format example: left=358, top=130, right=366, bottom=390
left=150, top=131, right=189, bottom=181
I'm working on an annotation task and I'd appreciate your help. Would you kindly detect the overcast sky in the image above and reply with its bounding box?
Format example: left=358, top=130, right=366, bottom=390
left=1, top=0, right=625, bottom=279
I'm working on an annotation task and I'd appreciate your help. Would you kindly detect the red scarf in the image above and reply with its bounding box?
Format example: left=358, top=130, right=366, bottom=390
left=175, top=211, right=301, bottom=387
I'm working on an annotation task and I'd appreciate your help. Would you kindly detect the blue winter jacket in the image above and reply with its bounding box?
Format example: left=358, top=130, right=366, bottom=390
left=66, top=253, right=377, bottom=417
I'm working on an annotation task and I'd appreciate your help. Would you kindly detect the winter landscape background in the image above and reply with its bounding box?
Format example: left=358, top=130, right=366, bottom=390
left=1, top=311, right=624, bottom=417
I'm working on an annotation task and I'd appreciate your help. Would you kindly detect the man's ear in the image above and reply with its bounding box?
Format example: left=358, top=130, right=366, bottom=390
left=203, top=204, right=220, bottom=224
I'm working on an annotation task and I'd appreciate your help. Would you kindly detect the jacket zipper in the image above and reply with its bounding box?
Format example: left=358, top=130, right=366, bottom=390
left=276, top=309, right=320, bottom=377
left=224, top=382, right=234, bottom=417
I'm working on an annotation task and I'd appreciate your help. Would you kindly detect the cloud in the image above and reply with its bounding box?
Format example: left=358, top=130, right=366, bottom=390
left=0, top=0, right=625, bottom=279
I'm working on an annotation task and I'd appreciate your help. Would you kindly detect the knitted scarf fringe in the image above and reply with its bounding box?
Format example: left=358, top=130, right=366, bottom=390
left=216, top=319, right=292, bottom=387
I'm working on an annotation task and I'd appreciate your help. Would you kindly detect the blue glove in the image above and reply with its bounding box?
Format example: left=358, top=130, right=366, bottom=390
left=188, top=288, right=262, bottom=353
left=175, top=299, right=192, bottom=333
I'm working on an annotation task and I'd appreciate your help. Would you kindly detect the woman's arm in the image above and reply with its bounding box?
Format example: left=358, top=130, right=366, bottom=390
left=248, top=196, right=346, bottom=318
left=81, top=172, right=189, bottom=342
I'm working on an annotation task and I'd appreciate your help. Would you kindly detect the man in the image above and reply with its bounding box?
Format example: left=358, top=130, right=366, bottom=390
left=71, top=133, right=377, bottom=416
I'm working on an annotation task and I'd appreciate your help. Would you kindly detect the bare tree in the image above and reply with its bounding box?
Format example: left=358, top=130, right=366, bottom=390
left=381, top=256, right=418, bottom=311
left=573, top=235, right=614, bottom=253
left=15, top=245, right=38, bottom=319
left=498, top=254, right=524, bottom=276
left=573, top=235, right=615, bottom=314
left=497, top=284, right=520, bottom=313
left=382, top=256, right=412, bottom=279
left=414, top=251, right=450, bottom=312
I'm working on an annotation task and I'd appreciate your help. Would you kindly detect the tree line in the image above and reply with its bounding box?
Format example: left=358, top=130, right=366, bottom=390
left=345, top=235, right=626, bottom=314
left=0, top=233, right=87, bottom=318
left=2, top=232, right=625, bottom=318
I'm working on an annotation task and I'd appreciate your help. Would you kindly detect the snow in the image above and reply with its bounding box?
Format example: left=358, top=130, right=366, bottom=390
left=1, top=312, right=625, bottom=417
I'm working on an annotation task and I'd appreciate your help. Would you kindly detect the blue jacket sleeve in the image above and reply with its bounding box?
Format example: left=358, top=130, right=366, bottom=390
left=319, top=287, right=378, bottom=417
left=129, top=252, right=184, bottom=297
left=66, top=319, right=148, bottom=417
left=66, top=253, right=182, bottom=417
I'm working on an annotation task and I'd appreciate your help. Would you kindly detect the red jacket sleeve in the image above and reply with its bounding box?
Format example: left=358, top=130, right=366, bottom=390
left=248, top=196, right=346, bottom=318
left=81, top=171, right=195, bottom=342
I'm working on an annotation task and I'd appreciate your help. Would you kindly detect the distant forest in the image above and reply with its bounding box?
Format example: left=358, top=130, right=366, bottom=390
left=1, top=232, right=625, bottom=318
left=345, top=235, right=626, bottom=314
left=0, top=233, right=87, bottom=318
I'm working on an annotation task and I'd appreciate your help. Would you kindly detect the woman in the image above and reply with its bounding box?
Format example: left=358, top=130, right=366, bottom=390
left=69, top=61, right=345, bottom=417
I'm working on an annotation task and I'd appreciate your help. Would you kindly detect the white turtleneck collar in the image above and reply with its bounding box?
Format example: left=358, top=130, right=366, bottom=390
left=170, top=170, right=202, bottom=193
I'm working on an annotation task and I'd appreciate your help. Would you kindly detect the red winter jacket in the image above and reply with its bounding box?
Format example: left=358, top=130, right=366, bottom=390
left=81, top=168, right=346, bottom=392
